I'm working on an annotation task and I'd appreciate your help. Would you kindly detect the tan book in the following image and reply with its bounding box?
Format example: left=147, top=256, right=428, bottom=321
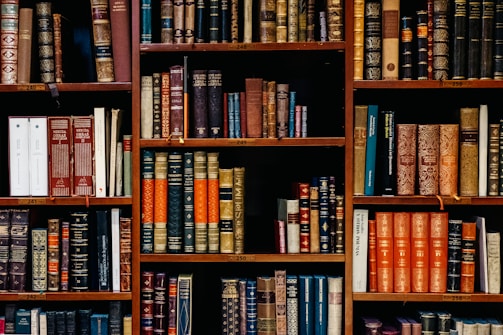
left=17, top=7, right=32, bottom=84
left=353, top=105, right=368, bottom=196
left=396, top=124, right=417, bottom=196
left=173, top=0, right=184, bottom=43
left=276, top=0, right=287, bottom=42
left=257, top=276, right=276, bottom=334
left=230, top=0, right=238, bottom=43
left=243, top=0, right=252, bottom=42
left=353, top=0, right=364, bottom=80
left=259, top=0, right=276, bottom=42
left=287, top=0, right=298, bottom=42
left=381, top=0, right=400, bottom=79
left=309, top=180, right=320, bottom=253
left=487, top=231, right=501, bottom=294
left=184, top=0, right=195, bottom=43
left=459, top=107, right=479, bottom=196
left=439, top=124, right=459, bottom=196
left=266, top=81, right=277, bottom=138
left=417, top=124, right=439, bottom=196
left=141, top=75, right=154, bottom=139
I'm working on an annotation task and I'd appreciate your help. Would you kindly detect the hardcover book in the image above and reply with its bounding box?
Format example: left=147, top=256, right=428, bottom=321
left=1, top=0, right=19, bottom=84
left=47, top=218, right=60, bottom=291
left=393, top=212, right=411, bottom=293
left=488, top=123, right=500, bottom=196
left=31, top=228, right=47, bottom=291
left=141, top=75, right=154, bottom=139
left=376, top=110, right=396, bottom=195
left=194, top=150, right=208, bottom=253
left=276, top=83, right=290, bottom=138
left=429, top=212, right=448, bottom=293
left=154, top=151, right=168, bottom=254
left=69, top=211, right=90, bottom=291
left=353, top=0, right=364, bottom=80
left=364, top=105, right=379, bottom=195
left=352, top=209, right=368, bottom=292
left=286, top=275, right=298, bottom=335
left=8, top=116, right=30, bottom=196
left=479, top=104, right=489, bottom=196
left=447, top=219, right=462, bottom=293
left=460, top=220, right=477, bottom=293
left=167, top=151, right=183, bottom=253
left=141, top=149, right=155, bottom=254
left=298, top=182, right=311, bottom=253
left=183, top=151, right=195, bottom=253
left=476, top=215, right=489, bottom=293
left=207, top=152, right=220, bottom=253
left=177, top=273, right=193, bottom=334
left=309, top=177, right=320, bottom=253
left=480, top=0, right=495, bottom=79
left=109, top=0, right=131, bottom=82
left=96, top=210, right=111, bottom=291
left=400, top=16, right=413, bottom=79
left=111, top=208, right=121, bottom=292
left=353, top=105, right=368, bottom=196
left=327, top=275, right=343, bottom=335
left=71, top=116, right=94, bottom=196
left=486, top=230, right=501, bottom=293
left=275, top=270, right=287, bottom=335
left=90, top=0, right=115, bottom=82
left=161, top=71, right=171, bottom=138
left=47, top=116, right=73, bottom=196
left=468, top=0, right=482, bottom=79
left=120, top=217, right=132, bottom=291
left=233, top=166, right=245, bottom=254
left=222, top=277, right=240, bottom=334
left=451, top=0, right=467, bottom=79
left=417, top=124, right=439, bottom=196
left=245, top=78, right=264, bottom=138
left=246, top=279, right=258, bottom=334
left=60, top=220, right=70, bottom=291
left=257, top=275, right=276, bottom=334
left=298, top=274, right=314, bottom=335
left=29, top=116, right=48, bottom=196
left=169, top=65, right=184, bottom=138
left=432, top=0, right=449, bottom=80
left=396, top=124, right=417, bottom=196
left=381, top=0, right=400, bottom=79
left=207, top=69, right=223, bottom=137
left=376, top=211, right=393, bottom=293
left=368, top=218, right=377, bottom=292
left=313, top=274, right=328, bottom=335
left=439, top=124, right=459, bottom=196
left=459, top=107, right=479, bottom=196
left=364, top=0, right=382, bottom=80
left=17, top=7, right=32, bottom=84
left=35, top=1, right=55, bottom=83
left=192, top=69, right=209, bottom=138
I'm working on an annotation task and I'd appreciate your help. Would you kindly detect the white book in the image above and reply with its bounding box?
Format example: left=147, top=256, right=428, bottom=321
left=475, top=216, right=489, bottom=293
left=8, top=116, right=30, bottom=196
left=327, top=276, right=343, bottom=335
left=39, top=311, right=47, bottom=335
left=115, top=141, right=123, bottom=196
left=109, top=108, right=122, bottom=197
left=29, top=116, right=49, bottom=196
left=486, top=231, right=501, bottom=294
left=285, top=199, right=300, bottom=253
left=479, top=104, right=488, bottom=196
left=30, top=307, right=41, bottom=335
left=352, top=209, right=369, bottom=292
left=94, top=107, right=107, bottom=197
left=111, top=207, right=121, bottom=291
left=141, top=75, right=154, bottom=139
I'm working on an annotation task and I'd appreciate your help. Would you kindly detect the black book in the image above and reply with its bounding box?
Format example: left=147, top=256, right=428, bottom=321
left=451, top=0, right=468, bottom=79
left=207, top=69, right=223, bottom=138
left=66, top=310, right=77, bottom=335
left=376, top=110, right=396, bottom=195
left=400, top=16, right=414, bottom=80
left=195, top=0, right=208, bottom=42
left=168, top=152, right=184, bottom=253
left=8, top=208, right=30, bottom=292
left=96, top=210, right=111, bottom=291
left=209, top=0, right=220, bottom=42
left=78, top=309, right=92, bottom=335
left=46, top=310, right=56, bottom=335
left=220, top=0, right=230, bottom=42
left=480, top=0, right=495, bottom=79
left=109, top=301, right=123, bottom=335
left=416, top=10, right=429, bottom=79
left=0, top=209, right=11, bottom=292
left=69, top=211, right=90, bottom=291
left=467, top=0, right=482, bottom=79
left=432, top=0, right=450, bottom=80
left=4, top=303, right=16, bottom=334
left=364, top=0, right=382, bottom=80
left=447, top=219, right=463, bottom=292
left=56, top=310, right=66, bottom=335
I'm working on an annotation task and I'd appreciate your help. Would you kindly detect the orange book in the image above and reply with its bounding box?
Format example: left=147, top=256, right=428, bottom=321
left=368, top=219, right=377, bottom=292
left=393, top=212, right=411, bottom=293
left=194, top=151, right=208, bottom=253
left=460, top=221, right=477, bottom=293
left=376, top=212, right=393, bottom=293
left=410, top=212, right=430, bottom=293
left=429, top=212, right=449, bottom=293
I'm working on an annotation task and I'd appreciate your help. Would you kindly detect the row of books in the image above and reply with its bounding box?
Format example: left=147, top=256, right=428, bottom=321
left=352, top=209, right=501, bottom=294
left=141, top=69, right=311, bottom=140
left=275, top=176, right=345, bottom=254
left=141, top=149, right=246, bottom=254
left=8, top=109, right=131, bottom=198
left=0, top=0, right=130, bottom=84
left=140, top=271, right=193, bottom=335
left=361, top=313, right=503, bottom=335
left=0, top=208, right=132, bottom=293
left=0, top=302, right=130, bottom=335
left=354, top=104, right=503, bottom=197
left=140, top=0, right=344, bottom=44
left=355, top=0, right=503, bottom=81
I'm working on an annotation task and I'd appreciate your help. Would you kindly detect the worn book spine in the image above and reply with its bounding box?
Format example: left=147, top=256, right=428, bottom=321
left=306, top=0, right=315, bottom=41
left=439, top=124, right=459, bottom=196
left=376, top=211, right=393, bottom=293
left=153, top=272, right=167, bottom=332
left=353, top=0, right=364, bottom=80
left=460, top=220, right=477, bottom=293
left=429, top=212, right=448, bottom=293
left=109, top=0, right=131, bottom=81
left=141, top=149, right=155, bottom=253
left=245, top=78, right=263, bottom=138
left=0, top=209, right=10, bottom=292
left=417, top=124, right=439, bottom=196
left=275, top=270, right=287, bottom=335
left=168, top=151, right=183, bottom=253
left=1, top=0, right=19, bottom=84
left=259, top=0, right=276, bottom=43
left=468, top=0, right=482, bottom=79
left=192, top=69, right=209, bottom=138
left=90, top=0, right=115, bottom=82
left=353, top=105, right=368, bottom=196
left=452, top=0, right=467, bottom=79
left=60, top=220, right=69, bottom=291
left=266, top=80, right=277, bottom=138
left=152, top=72, right=162, bottom=138
left=447, top=219, right=462, bottom=293
left=276, top=83, right=289, bottom=138
left=459, top=107, right=479, bottom=196
left=427, top=0, right=434, bottom=79
left=194, top=150, right=208, bottom=253
left=396, top=124, right=417, bottom=196
left=141, top=75, right=154, bottom=139
left=432, top=0, right=450, bottom=80
left=208, top=69, right=223, bottom=137
left=487, top=231, right=501, bottom=293
left=220, top=0, right=230, bottom=42
left=173, top=0, right=184, bottom=43
left=17, top=7, right=32, bottom=84
left=494, top=0, right=503, bottom=78
left=47, top=218, right=60, bottom=292
left=72, top=116, right=95, bottom=196
left=309, top=177, right=320, bottom=253
left=119, top=217, right=132, bottom=291
left=488, top=123, right=500, bottom=196
left=207, top=152, right=220, bottom=253
left=393, top=212, right=411, bottom=293
left=52, top=12, right=63, bottom=83
left=416, top=10, right=429, bottom=79
left=368, top=218, right=377, bottom=292
left=287, top=0, right=298, bottom=42
left=364, top=0, right=382, bottom=80
left=480, top=0, right=495, bottom=79
left=326, top=0, right=343, bottom=41
left=31, top=228, right=47, bottom=292
left=381, top=0, right=400, bottom=79
left=154, top=151, right=168, bottom=254
left=230, top=0, right=238, bottom=42
left=185, top=0, right=195, bottom=43
left=219, top=168, right=234, bottom=253
left=257, top=276, right=276, bottom=334
left=169, top=65, right=184, bottom=138
left=276, top=0, right=287, bottom=42
left=161, top=0, right=174, bottom=43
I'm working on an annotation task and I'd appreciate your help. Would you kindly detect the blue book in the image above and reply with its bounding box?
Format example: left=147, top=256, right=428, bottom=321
left=364, top=104, right=379, bottom=195
left=228, top=92, right=235, bottom=138
left=140, top=0, right=152, bottom=43
left=183, top=152, right=195, bottom=253
left=221, top=278, right=240, bottom=334
left=299, top=275, right=314, bottom=335
left=168, top=152, right=184, bottom=253
left=318, top=177, right=330, bottom=253
left=208, top=0, right=220, bottom=42
left=246, top=279, right=258, bottom=335
left=15, top=308, right=31, bottom=334
left=234, top=92, right=241, bottom=138
left=313, top=275, right=328, bottom=335
left=141, top=149, right=155, bottom=253
left=90, top=314, right=109, bottom=335
left=289, top=91, right=297, bottom=137
left=286, top=275, right=299, bottom=335
left=177, top=273, right=193, bottom=335
left=195, top=0, right=207, bottom=42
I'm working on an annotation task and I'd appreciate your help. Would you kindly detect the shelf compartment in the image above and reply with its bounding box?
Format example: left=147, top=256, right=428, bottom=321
left=353, top=80, right=503, bottom=89
left=0, top=197, right=132, bottom=206
left=353, top=196, right=503, bottom=206
left=140, top=137, right=345, bottom=148
left=140, top=253, right=345, bottom=262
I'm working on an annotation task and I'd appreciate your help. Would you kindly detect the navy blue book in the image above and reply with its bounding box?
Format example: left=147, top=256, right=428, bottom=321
left=168, top=152, right=184, bottom=253
left=246, top=279, right=258, bottom=334
left=313, top=275, right=328, bottom=335
left=195, top=0, right=208, bottom=42
left=318, top=177, right=330, bottom=253
left=78, top=309, right=92, bottom=335
left=177, top=273, right=193, bottom=334
left=209, top=0, right=220, bottom=42
left=183, top=151, right=195, bottom=253
left=299, top=275, right=314, bottom=335
left=141, top=149, right=155, bottom=253
left=220, top=0, right=230, bottom=42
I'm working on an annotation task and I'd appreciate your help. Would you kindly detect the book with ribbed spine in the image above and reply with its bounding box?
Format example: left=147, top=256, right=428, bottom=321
left=59, top=220, right=69, bottom=291
left=221, top=278, right=240, bottom=334
left=447, top=219, right=462, bottom=293
left=319, top=176, right=330, bottom=253
left=276, top=0, right=287, bottom=42
left=353, top=105, right=368, bottom=195
left=47, top=218, right=60, bottom=291
left=364, top=0, right=381, bottom=80
left=119, top=217, right=132, bottom=291
left=152, top=72, right=162, bottom=138
left=259, top=0, right=276, bottom=42
left=353, top=0, right=364, bottom=79
left=239, top=278, right=247, bottom=334
left=460, top=220, right=477, bottom=293
left=177, top=273, right=193, bottom=335
left=194, top=151, right=208, bottom=253
left=275, top=270, right=287, bottom=335
left=1, top=0, right=18, bottom=84
left=432, top=0, right=449, bottom=80
left=494, top=0, right=503, bottom=78
left=0, top=209, right=10, bottom=291
left=328, top=177, right=337, bottom=253
left=393, top=212, right=411, bottom=293
left=468, top=0, right=482, bottom=79
left=141, top=149, right=155, bottom=253
left=376, top=211, right=393, bottom=293
left=168, top=151, right=183, bottom=253
left=309, top=177, right=320, bottom=253
left=140, top=270, right=154, bottom=332
left=400, top=16, right=413, bottom=79
left=69, top=211, right=89, bottom=291
left=326, top=0, right=343, bottom=41
left=459, top=107, right=479, bottom=196
left=368, top=218, right=377, bottom=292
left=208, top=0, right=219, bottom=42
left=286, top=274, right=298, bottom=335
left=481, top=0, right=495, bottom=79
left=439, top=124, right=459, bottom=196
left=416, top=10, right=428, bottom=79
left=154, top=151, right=168, bottom=253
left=298, top=182, right=310, bottom=253
left=208, top=70, right=223, bottom=137
left=183, top=151, right=195, bottom=253
left=219, top=168, right=234, bottom=253
left=287, top=0, right=298, bottom=42
left=90, top=0, right=115, bottom=82
left=246, top=278, right=258, bottom=334
left=257, top=276, right=276, bottom=334
left=161, top=0, right=174, bottom=43
left=429, top=212, right=448, bottom=293
left=207, top=152, right=220, bottom=253
left=488, top=123, right=500, bottom=196
left=71, top=116, right=94, bottom=196
left=276, top=83, right=289, bottom=138
left=452, top=0, right=467, bottom=79
left=410, top=212, right=429, bottom=292
left=381, top=0, right=400, bottom=79
left=31, top=228, right=47, bottom=292
left=192, top=69, right=208, bottom=138
left=140, top=0, right=152, bottom=43
left=396, top=124, right=417, bottom=196
left=35, top=2, right=55, bottom=83
left=141, top=75, right=153, bottom=138
left=233, top=166, right=245, bottom=254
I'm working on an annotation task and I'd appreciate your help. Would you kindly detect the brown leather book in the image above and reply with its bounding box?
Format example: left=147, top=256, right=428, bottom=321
left=192, top=69, right=208, bottom=138
left=439, top=124, right=459, bottom=196
left=382, top=0, right=400, bottom=80
left=239, top=91, right=247, bottom=138
left=276, top=83, right=289, bottom=138
left=52, top=13, right=63, bottom=83
left=417, top=124, right=439, bottom=195
left=17, top=7, right=33, bottom=84
left=326, top=0, right=343, bottom=41
left=353, top=0, right=364, bottom=80
left=353, top=105, right=368, bottom=196
left=1, top=0, right=19, bottom=84
left=368, top=218, right=377, bottom=292
left=410, top=212, right=429, bottom=292
left=259, top=0, right=277, bottom=42
left=429, top=212, right=448, bottom=293
left=109, top=0, right=132, bottom=82
left=396, top=124, right=417, bottom=196
left=36, top=1, right=56, bottom=83
left=459, top=107, right=479, bottom=196
left=245, top=78, right=263, bottom=138
left=393, top=212, right=411, bottom=293
left=90, top=0, right=115, bottom=82
left=460, top=220, right=477, bottom=293
left=169, top=65, right=184, bottom=139
left=161, top=72, right=171, bottom=138
left=266, top=81, right=277, bottom=138
left=376, top=211, right=394, bottom=293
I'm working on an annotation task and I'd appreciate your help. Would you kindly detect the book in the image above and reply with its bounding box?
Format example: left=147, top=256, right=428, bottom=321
left=468, top=0, right=482, bottom=79
left=286, top=275, right=298, bottom=335
left=194, top=150, right=208, bottom=253
left=69, top=211, right=89, bottom=291
left=109, top=108, right=123, bottom=196
left=364, top=0, right=382, bottom=80
left=476, top=215, right=489, bottom=293
left=47, top=116, right=72, bottom=197
left=439, top=124, right=459, bottom=196
left=287, top=0, right=299, bottom=42
left=153, top=72, right=162, bottom=138
left=259, top=0, right=276, bottom=42
left=29, top=116, right=48, bottom=196
left=416, top=10, right=428, bottom=79
left=177, top=273, right=193, bottom=334
left=487, top=230, right=501, bottom=293
left=93, top=107, right=107, bottom=197
left=60, top=220, right=69, bottom=291
left=400, top=16, right=413, bottom=79
left=161, top=71, right=171, bottom=138
left=480, top=0, right=495, bottom=79
left=266, top=81, right=277, bottom=138
left=35, top=2, right=55, bottom=83
left=183, top=151, right=195, bottom=253
left=192, top=69, right=209, bottom=138
left=353, top=0, right=364, bottom=80
left=364, top=105, right=379, bottom=195
left=109, top=301, right=123, bottom=335
left=111, top=208, right=121, bottom=291
left=276, top=83, right=289, bottom=138
left=460, top=221, right=477, bottom=293
left=154, top=151, right=168, bottom=254
left=352, top=209, right=368, bottom=293
left=313, top=274, right=328, bottom=335
left=245, top=78, right=264, bottom=138
left=221, top=278, right=240, bottom=334
left=353, top=105, right=368, bottom=196
left=327, top=275, right=342, bottom=335
left=141, top=149, right=155, bottom=254
left=90, top=314, right=109, bottom=335
left=479, top=104, right=489, bottom=196
left=275, top=270, right=287, bottom=335
left=141, top=0, right=152, bottom=43
left=495, top=0, right=503, bottom=78
left=109, top=0, right=131, bottom=82
left=459, top=107, right=479, bottom=196
left=257, top=275, right=276, bottom=334
left=447, top=219, right=463, bottom=293
left=90, top=0, right=115, bottom=82
left=452, top=0, right=467, bottom=79
left=120, top=217, right=132, bottom=291
left=52, top=12, right=63, bottom=83
left=376, top=110, right=396, bottom=195
left=298, top=274, right=314, bottom=335
left=47, top=218, right=60, bottom=291
left=141, top=75, right=154, bottom=139
left=395, top=124, right=417, bottom=196
left=417, top=124, right=439, bottom=196
left=170, top=65, right=184, bottom=138
left=246, top=278, right=258, bottom=334
left=0, top=0, right=18, bottom=84
left=207, top=152, right=220, bottom=253
left=123, top=134, right=133, bottom=196
left=309, top=177, right=320, bottom=253
left=432, top=0, right=449, bottom=80
left=376, top=211, right=393, bottom=293
left=298, top=182, right=311, bottom=253
left=30, top=307, right=40, bottom=334
left=238, top=278, right=247, bottom=334
left=408, top=218, right=431, bottom=294
left=0, top=209, right=10, bottom=292
left=96, top=210, right=111, bottom=291
left=429, top=212, right=449, bottom=293
left=8, top=116, right=30, bottom=196
left=72, top=116, right=94, bottom=196
left=31, top=228, right=47, bottom=291
left=319, top=176, right=330, bottom=253
left=233, top=166, right=245, bottom=254
left=368, top=219, right=377, bottom=293
left=208, top=69, right=223, bottom=137
left=168, top=151, right=184, bottom=253
left=286, top=199, right=300, bottom=253
left=17, top=7, right=32, bottom=84
left=140, top=270, right=154, bottom=333
left=488, top=123, right=500, bottom=196
left=393, top=212, right=411, bottom=293
left=326, top=0, right=343, bottom=41
left=381, top=0, right=400, bottom=79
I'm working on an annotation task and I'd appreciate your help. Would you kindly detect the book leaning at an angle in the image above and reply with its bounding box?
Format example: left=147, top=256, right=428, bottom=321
left=476, top=215, right=489, bottom=293
left=109, top=108, right=123, bottom=197
left=352, top=209, right=368, bottom=292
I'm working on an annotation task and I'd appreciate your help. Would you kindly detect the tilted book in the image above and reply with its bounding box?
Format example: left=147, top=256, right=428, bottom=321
left=396, top=124, right=417, bottom=196
left=429, top=212, right=448, bottom=293
left=393, top=212, right=411, bottom=293
left=376, top=211, right=393, bottom=293
left=352, top=209, right=368, bottom=293
left=90, top=0, right=115, bottom=82
left=47, top=117, right=72, bottom=194
left=439, top=124, right=459, bottom=196
left=417, top=124, right=439, bottom=196
left=353, top=105, right=368, bottom=196
left=168, top=151, right=184, bottom=253
left=476, top=215, right=489, bottom=293
left=459, top=107, right=479, bottom=196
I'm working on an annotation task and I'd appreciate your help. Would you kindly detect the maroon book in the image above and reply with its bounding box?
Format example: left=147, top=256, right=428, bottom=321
left=48, top=116, right=73, bottom=197
left=109, top=0, right=132, bottom=82
left=170, top=65, right=184, bottom=139
left=72, top=116, right=95, bottom=196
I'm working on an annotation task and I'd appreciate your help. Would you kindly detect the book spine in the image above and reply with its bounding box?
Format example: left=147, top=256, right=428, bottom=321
left=96, top=210, right=111, bottom=291
left=416, top=10, right=429, bottom=79
left=192, top=69, right=209, bottom=137
left=298, top=182, right=310, bottom=253
left=259, top=0, right=276, bottom=42
left=233, top=166, right=245, bottom=254
left=353, top=0, right=364, bottom=80
left=221, top=278, right=240, bottom=334
left=208, top=69, right=223, bottom=137
left=417, top=124, right=440, bottom=196
left=154, top=273, right=167, bottom=333
left=327, top=276, right=343, bottom=335
left=0, top=0, right=18, bottom=81
left=287, top=0, right=298, bottom=42
left=141, top=0, right=152, bottom=43
left=169, top=65, right=184, bottom=138
left=109, top=0, right=131, bottom=81
left=298, top=274, right=314, bottom=335
left=427, top=0, right=434, bottom=79
left=306, top=0, right=315, bottom=41
left=109, top=301, right=123, bottom=335
left=368, top=219, right=377, bottom=293
left=31, top=228, right=48, bottom=292
left=194, top=151, right=208, bottom=253
left=286, top=275, right=298, bottom=335
left=432, top=0, right=449, bottom=80
left=326, top=0, right=343, bottom=41
left=488, top=124, right=500, bottom=196
left=275, top=270, right=287, bottom=335
left=29, top=116, right=49, bottom=196
left=112, top=208, right=122, bottom=292
left=141, top=149, right=155, bottom=253
left=309, top=178, right=320, bottom=253
left=328, top=177, right=338, bottom=253
left=459, top=107, right=479, bottom=196
left=410, top=212, right=430, bottom=293
left=479, top=104, right=489, bottom=196
left=246, top=279, right=258, bottom=333
left=276, top=83, right=289, bottom=138
left=439, top=124, right=460, bottom=196
left=364, top=105, right=379, bottom=195
left=69, top=212, right=89, bottom=291
left=208, top=0, right=219, bottom=43
left=152, top=73, right=162, bottom=138
left=90, top=0, right=115, bottom=82
left=353, top=105, right=368, bottom=196
left=141, top=271, right=154, bottom=333
left=378, top=110, right=396, bottom=195
left=381, top=0, right=400, bottom=79
left=487, top=231, right=501, bottom=293
left=352, top=209, right=369, bottom=292
left=447, top=219, right=463, bottom=293
left=141, top=75, right=154, bottom=139
left=276, top=0, right=287, bottom=42
left=220, top=0, right=230, bottom=42
left=208, top=152, right=220, bottom=253
left=72, top=116, right=95, bottom=196
left=286, top=199, right=300, bottom=254
left=266, top=81, right=277, bottom=138
left=400, top=16, right=413, bottom=80
left=364, top=0, right=382, bottom=80
left=0, top=209, right=10, bottom=292
left=319, top=176, right=330, bottom=253
left=195, top=0, right=206, bottom=42
left=460, top=221, right=477, bottom=293
left=161, top=0, right=174, bottom=43
left=123, top=134, right=133, bottom=196
left=17, top=7, right=32, bottom=84
left=396, top=124, right=417, bottom=196
left=468, top=0, right=482, bottom=79
left=393, top=212, right=411, bottom=293
left=154, top=151, right=168, bottom=254
left=183, top=151, right=195, bottom=253
left=494, top=0, right=503, bottom=78
left=177, top=273, right=193, bottom=334
left=52, top=13, right=63, bottom=83
left=313, top=274, right=327, bottom=335
left=376, top=211, right=393, bottom=293
left=429, top=212, right=448, bottom=293
left=257, top=276, right=276, bottom=334
left=219, top=167, right=235, bottom=253
left=168, top=152, right=184, bottom=253
left=120, top=217, right=132, bottom=291
left=8, top=209, right=29, bottom=292
left=47, top=218, right=60, bottom=291
left=35, top=1, right=55, bottom=83
left=452, top=0, right=468, bottom=79
left=480, top=0, right=495, bottom=79
left=8, top=117, right=30, bottom=196
left=60, top=220, right=70, bottom=291
left=239, top=278, right=247, bottom=334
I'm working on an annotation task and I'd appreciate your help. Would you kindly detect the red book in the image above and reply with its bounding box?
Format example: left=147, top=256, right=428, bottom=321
left=376, top=211, right=394, bottom=293
left=410, top=212, right=430, bottom=293
left=71, top=116, right=94, bottom=196
left=393, top=212, right=411, bottom=293
left=109, top=0, right=132, bottom=82
left=429, top=212, right=449, bottom=293
left=168, top=276, right=178, bottom=335
left=368, top=218, right=377, bottom=292
left=460, top=220, right=477, bottom=293
left=245, top=78, right=263, bottom=138
left=169, top=65, right=184, bottom=139
left=48, top=116, right=73, bottom=197
left=298, top=182, right=310, bottom=253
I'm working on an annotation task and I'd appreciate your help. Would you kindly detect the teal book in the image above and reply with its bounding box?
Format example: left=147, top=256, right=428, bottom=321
left=364, top=104, right=379, bottom=195
left=299, top=275, right=314, bottom=335
left=141, top=0, right=152, bottom=43
left=90, top=313, right=109, bottom=335
left=313, top=275, right=327, bottom=335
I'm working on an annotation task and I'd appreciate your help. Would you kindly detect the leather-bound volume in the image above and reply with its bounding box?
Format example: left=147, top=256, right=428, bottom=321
left=410, top=212, right=429, bottom=293
left=467, top=0, right=482, bottom=79
left=192, top=69, right=208, bottom=138
left=1, top=0, right=19, bottom=84
left=266, top=81, right=277, bottom=138
left=52, top=13, right=63, bottom=83
left=71, top=116, right=95, bottom=196
left=169, top=65, right=184, bottom=139
left=208, top=69, right=223, bottom=138
left=439, top=124, right=459, bottom=196
left=447, top=219, right=462, bottom=293
left=17, top=7, right=32, bottom=84
left=432, top=0, right=450, bottom=80
left=494, top=0, right=503, bottom=78
left=353, top=105, right=368, bottom=196
left=276, top=83, right=289, bottom=138
left=364, top=0, right=382, bottom=80
left=451, top=0, right=467, bottom=79
left=417, top=124, right=439, bottom=196
left=400, top=16, right=413, bottom=79
left=353, top=0, right=364, bottom=80
left=488, top=123, right=500, bottom=196
left=47, top=218, right=60, bottom=291
left=396, top=124, right=417, bottom=196
left=119, top=217, right=132, bottom=292
left=376, top=211, right=393, bottom=293
left=460, top=220, right=477, bottom=293
left=245, top=78, right=263, bottom=138
left=368, top=219, right=377, bottom=292
left=393, top=212, right=411, bottom=293
left=110, top=0, right=131, bottom=81
left=194, top=151, right=208, bottom=253
left=161, top=0, right=174, bottom=43
left=429, top=212, right=448, bottom=293
left=326, top=0, right=343, bottom=41
left=459, top=107, right=479, bottom=196
left=416, top=10, right=428, bottom=80
left=69, top=212, right=90, bottom=291
left=257, top=276, right=276, bottom=334
left=480, top=0, right=495, bottom=79
left=153, top=152, right=168, bottom=254
left=381, top=0, right=400, bottom=80
left=259, top=0, right=276, bottom=43
left=90, top=0, right=115, bottom=82
left=48, top=116, right=72, bottom=197
left=184, top=0, right=195, bottom=43
left=36, top=1, right=55, bottom=83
